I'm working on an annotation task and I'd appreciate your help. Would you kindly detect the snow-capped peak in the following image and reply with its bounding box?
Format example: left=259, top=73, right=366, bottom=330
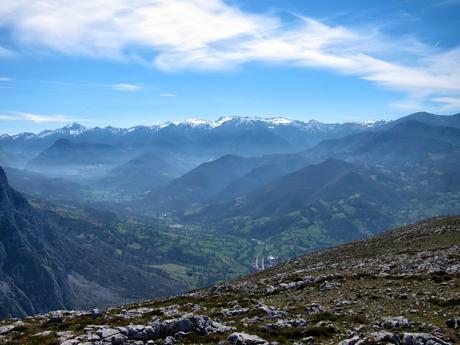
left=359, top=119, right=390, bottom=128
left=1, top=116, right=392, bottom=141
left=37, top=129, right=55, bottom=138
left=164, top=116, right=247, bottom=128
left=177, top=118, right=214, bottom=127
left=265, top=117, right=294, bottom=125
left=214, top=116, right=238, bottom=127
left=165, top=116, right=306, bottom=128
left=58, top=122, right=87, bottom=135
left=12, top=132, right=36, bottom=140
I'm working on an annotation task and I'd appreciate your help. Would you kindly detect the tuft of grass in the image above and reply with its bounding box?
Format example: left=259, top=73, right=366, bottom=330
left=428, top=297, right=460, bottom=307
left=303, top=325, right=337, bottom=338
left=8, top=333, right=59, bottom=345
left=430, top=271, right=453, bottom=283
left=311, top=312, right=341, bottom=322
left=346, top=314, right=368, bottom=324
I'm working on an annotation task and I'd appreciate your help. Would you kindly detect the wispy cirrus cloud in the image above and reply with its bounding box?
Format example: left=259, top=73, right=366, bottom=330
left=431, top=97, right=460, bottom=111
left=160, top=93, right=176, bottom=97
left=0, top=115, right=20, bottom=120
left=0, top=0, right=459, bottom=110
left=111, top=83, right=145, bottom=92
left=0, top=45, right=16, bottom=58
left=0, top=112, right=88, bottom=123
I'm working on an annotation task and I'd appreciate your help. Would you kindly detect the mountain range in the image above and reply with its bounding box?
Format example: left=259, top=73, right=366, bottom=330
left=1, top=111, right=460, bottom=318
left=0, top=115, right=388, bottom=169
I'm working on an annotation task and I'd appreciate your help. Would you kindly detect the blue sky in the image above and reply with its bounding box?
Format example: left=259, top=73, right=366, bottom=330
left=0, top=0, right=459, bottom=134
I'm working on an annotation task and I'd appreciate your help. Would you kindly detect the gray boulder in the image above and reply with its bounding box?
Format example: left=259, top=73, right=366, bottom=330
left=228, top=332, right=269, bottom=345
left=400, top=332, right=452, bottom=345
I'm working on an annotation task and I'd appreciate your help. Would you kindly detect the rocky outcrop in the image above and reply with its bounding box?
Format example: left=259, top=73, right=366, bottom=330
left=55, top=314, right=232, bottom=344
left=339, top=332, right=452, bottom=345
left=228, top=332, right=270, bottom=345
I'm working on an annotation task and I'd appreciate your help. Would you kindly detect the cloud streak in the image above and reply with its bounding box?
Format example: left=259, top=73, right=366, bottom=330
left=111, top=83, right=145, bottom=91
left=431, top=97, right=460, bottom=111
left=0, top=0, right=459, bottom=109
left=0, top=45, right=16, bottom=58
left=0, top=112, right=88, bottom=123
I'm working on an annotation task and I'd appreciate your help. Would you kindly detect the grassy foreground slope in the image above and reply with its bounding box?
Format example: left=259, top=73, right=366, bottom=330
left=2, top=216, right=459, bottom=345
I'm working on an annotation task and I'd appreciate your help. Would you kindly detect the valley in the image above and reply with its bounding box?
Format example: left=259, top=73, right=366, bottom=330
left=1, top=112, right=460, bottom=319
left=1, top=216, right=459, bottom=344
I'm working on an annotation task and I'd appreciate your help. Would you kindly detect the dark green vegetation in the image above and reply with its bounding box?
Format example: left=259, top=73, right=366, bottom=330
left=1, top=112, right=460, bottom=317
left=0, top=167, right=259, bottom=318
left=1, top=217, right=459, bottom=344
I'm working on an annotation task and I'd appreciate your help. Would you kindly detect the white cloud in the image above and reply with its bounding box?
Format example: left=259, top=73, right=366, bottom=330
left=0, top=112, right=87, bottom=123
left=0, top=115, right=20, bottom=120
left=20, top=113, right=73, bottom=123
left=111, top=83, right=144, bottom=91
left=0, top=0, right=459, bottom=108
left=390, top=99, right=425, bottom=111
left=431, top=97, right=460, bottom=111
left=160, top=93, right=176, bottom=97
left=0, top=0, right=271, bottom=59
left=391, top=95, right=460, bottom=113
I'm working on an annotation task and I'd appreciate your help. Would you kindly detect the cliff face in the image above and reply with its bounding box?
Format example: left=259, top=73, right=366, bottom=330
left=0, top=166, right=190, bottom=319
left=2, top=216, right=459, bottom=344
left=0, top=166, right=70, bottom=317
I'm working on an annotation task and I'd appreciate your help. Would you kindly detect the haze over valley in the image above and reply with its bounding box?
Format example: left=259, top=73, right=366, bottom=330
left=1, top=111, right=460, bottom=318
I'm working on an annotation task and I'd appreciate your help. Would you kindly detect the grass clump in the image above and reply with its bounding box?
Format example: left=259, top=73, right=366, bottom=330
left=428, top=297, right=460, bottom=307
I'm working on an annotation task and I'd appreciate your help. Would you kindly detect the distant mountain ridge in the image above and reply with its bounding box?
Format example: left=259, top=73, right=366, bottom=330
left=0, top=115, right=389, bottom=155
left=1, top=112, right=457, bottom=172
left=0, top=114, right=397, bottom=176
left=2, top=113, right=459, bottom=145
left=306, top=118, right=460, bottom=164
left=1, top=116, right=388, bottom=140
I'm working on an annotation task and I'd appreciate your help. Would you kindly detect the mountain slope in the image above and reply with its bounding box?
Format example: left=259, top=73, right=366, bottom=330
left=26, top=139, right=129, bottom=180
left=145, top=154, right=303, bottom=212
left=214, top=154, right=310, bottom=202
left=0, top=166, right=190, bottom=318
left=191, top=158, right=399, bottom=222
left=394, top=111, right=460, bottom=129
left=242, top=158, right=398, bottom=216
left=6, top=216, right=459, bottom=345
left=102, top=151, right=182, bottom=192
left=28, top=139, right=120, bottom=167
left=306, top=120, right=460, bottom=164
left=3, top=166, right=91, bottom=202
left=0, top=166, right=69, bottom=316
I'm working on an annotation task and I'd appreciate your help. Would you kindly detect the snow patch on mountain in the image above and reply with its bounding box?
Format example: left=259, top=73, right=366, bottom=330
left=1, top=116, right=391, bottom=140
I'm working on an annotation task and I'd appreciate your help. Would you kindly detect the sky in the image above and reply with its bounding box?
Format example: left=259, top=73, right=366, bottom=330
left=0, top=0, right=459, bottom=134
